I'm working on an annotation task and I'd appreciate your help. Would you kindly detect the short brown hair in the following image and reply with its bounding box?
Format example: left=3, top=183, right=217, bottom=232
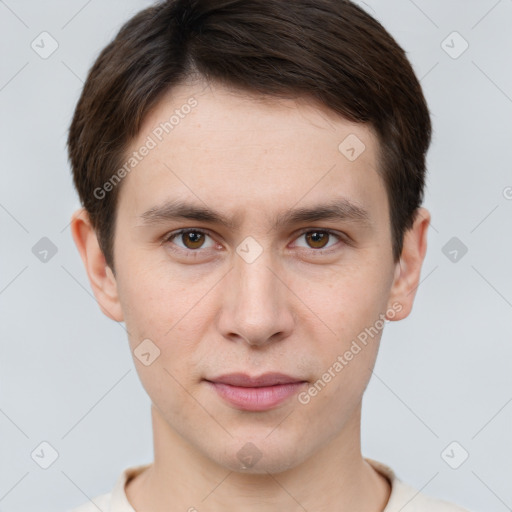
left=68, top=0, right=432, bottom=271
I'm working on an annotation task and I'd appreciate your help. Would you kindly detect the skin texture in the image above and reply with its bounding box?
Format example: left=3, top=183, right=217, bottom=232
left=71, top=79, right=430, bottom=512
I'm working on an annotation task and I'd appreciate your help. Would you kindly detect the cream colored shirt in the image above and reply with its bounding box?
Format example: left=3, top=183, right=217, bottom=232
left=69, top=458, right=470, bottom=511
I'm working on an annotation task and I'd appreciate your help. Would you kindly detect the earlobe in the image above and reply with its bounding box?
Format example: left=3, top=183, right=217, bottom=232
left=386, top=207, right=430, bottom=322
left=70, top=208, right=124, bottom=322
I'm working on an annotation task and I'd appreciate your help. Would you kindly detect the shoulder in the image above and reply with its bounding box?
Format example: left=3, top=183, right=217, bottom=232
left=390, top=478, right=470, bottom=511
left=66, top=463, right=151, bottom=512
left=366, top=458, right=472, bottom=512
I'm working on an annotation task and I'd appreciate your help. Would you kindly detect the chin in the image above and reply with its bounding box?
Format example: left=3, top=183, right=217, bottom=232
left=210, top=436, right=310, bottom=475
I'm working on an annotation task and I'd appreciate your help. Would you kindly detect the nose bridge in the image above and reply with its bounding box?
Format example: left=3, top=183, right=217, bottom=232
left=237, top=251, right=278, bottom=308
left=218, top=242, right=293, bottom=345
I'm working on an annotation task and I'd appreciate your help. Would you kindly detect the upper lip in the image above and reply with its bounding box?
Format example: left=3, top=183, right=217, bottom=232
left=206, top=372, right=306, bottom=387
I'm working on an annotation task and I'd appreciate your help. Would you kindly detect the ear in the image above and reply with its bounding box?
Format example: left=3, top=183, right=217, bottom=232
left=386, top=207, right=430, bottom=321
left=70, top=208, right=124, bottom=322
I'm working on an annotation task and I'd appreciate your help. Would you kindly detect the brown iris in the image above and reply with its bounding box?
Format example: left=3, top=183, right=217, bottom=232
left=181, top=231, right=205, bottom=249
left=304, top=231, right=330, bottom=249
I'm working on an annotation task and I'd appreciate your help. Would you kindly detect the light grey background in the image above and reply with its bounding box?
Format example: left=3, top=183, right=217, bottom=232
left=1, top=1, right=511, bottom=511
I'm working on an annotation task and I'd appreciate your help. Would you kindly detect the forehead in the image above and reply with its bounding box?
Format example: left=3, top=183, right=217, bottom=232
left=116, top=80, right=387, bottom=227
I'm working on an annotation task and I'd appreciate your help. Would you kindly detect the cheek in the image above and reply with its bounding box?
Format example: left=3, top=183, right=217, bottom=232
left=302, top=261, right=390, bottom=332
left=116, top=265, right=212, bottom=386
left=119, top=276, right=205, bottom=415
left=134, top=358, right=201, bottom=433
left=116, top=259, right=191, bottom=342
left=300, top=329, right=382, bottom=423
left=298, top=263, right=390, bottom=394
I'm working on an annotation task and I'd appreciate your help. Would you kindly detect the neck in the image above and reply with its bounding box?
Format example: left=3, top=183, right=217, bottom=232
left=126, top=403, right=390, bottom=512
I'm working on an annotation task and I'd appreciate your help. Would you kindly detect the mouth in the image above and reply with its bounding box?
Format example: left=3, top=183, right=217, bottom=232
left=204, top=372, right=308, bottom=411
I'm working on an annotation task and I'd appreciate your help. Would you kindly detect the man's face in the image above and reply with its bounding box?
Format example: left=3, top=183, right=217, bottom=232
left=109, top=80, right=401, bottom=473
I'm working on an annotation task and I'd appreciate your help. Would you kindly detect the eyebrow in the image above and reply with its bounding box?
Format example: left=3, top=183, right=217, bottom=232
left=138, top=197, right=372, bottom=231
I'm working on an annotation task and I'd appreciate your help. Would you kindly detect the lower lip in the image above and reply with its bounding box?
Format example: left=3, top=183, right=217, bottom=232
left=206, top=381, right=307, bottom=411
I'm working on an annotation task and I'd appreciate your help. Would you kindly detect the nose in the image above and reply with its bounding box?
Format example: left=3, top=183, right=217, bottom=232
left=216, top=249, right=296, bottom=347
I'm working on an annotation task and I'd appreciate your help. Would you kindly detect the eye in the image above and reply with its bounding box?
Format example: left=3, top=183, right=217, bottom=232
left=164, top=229, right=216, bottom=252
left=163, top=228, right=347, bottom=258
left=293, top=229, right=344, bottom=252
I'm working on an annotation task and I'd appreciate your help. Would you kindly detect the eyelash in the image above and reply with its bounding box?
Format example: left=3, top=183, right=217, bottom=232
left=162, top=228, right=348, bottom=257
